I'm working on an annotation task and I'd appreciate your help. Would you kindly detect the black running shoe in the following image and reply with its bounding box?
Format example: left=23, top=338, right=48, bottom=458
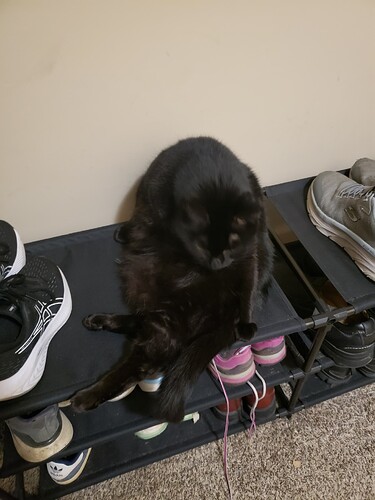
left=0, top=220, right=26, bottom=281
left=0, top=255, right=72, bottom=400
left=358, top=308, right=375, bottom=379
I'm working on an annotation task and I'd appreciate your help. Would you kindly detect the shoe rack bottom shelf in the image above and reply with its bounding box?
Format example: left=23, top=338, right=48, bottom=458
left=291, top=370, right=373, bottom=411
left=37, top=407, right=279, bottom=500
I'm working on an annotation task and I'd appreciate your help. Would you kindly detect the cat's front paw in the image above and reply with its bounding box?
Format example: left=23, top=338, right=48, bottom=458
left=71, top=387, right=102, bottom=412
left=236, top=322, right=257, bottom=341
left=82, top=314, right=107, bottom=331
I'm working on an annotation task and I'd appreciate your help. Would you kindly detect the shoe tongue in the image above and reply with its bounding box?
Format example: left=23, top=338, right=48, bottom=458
left=0, top=300, right=22, bottom=347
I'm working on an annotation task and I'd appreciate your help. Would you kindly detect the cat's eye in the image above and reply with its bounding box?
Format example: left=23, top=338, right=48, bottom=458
left=194, top=236, right=208, bottom=253
left=229, top=233, right=240, bottom=248
left=195, top=241, right=205, bottom=251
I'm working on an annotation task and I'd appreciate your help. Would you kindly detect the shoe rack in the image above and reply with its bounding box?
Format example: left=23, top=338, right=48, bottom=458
left=1, top=173, right=374, bottom=500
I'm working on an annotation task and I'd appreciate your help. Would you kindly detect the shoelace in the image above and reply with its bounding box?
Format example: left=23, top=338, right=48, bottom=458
left=211, top=360, right=267, bottom=500
left=246, top=371, right=267, bottom=437
left=211, top=359, right=233, bottom=500
left=339, top=185, right=375, bottom=201
left=0, top=274, right=54, bottom=305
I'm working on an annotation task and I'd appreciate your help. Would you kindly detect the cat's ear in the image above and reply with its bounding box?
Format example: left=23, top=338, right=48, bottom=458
left=181, top=200, right=209, bottom=227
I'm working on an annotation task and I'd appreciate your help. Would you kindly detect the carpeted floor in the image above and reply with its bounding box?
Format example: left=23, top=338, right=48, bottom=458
left=1, top=383, right=374, bottom=500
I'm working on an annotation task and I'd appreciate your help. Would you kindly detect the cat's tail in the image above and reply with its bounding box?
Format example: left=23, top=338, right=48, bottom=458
left=153, top=329, right=235, bottom=423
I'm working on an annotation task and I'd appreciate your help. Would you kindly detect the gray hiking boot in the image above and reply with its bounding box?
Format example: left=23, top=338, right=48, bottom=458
left=350, top=158, right=375, bottom=186
left=5, top=404, right=73, bottom=462
left=307, top=171, right=375, bottom=281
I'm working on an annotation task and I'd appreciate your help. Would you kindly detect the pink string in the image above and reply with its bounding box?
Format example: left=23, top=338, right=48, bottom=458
left=211, top=359, right=233, bottom=500
left=210, top=364, right=268, bottom=500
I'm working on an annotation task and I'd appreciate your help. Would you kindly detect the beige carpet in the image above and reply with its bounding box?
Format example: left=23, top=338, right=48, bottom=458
left=1, top=383, right=374, bottom=500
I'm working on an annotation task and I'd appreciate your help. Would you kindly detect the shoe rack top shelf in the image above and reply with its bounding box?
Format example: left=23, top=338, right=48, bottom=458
left=265, top=173, right=375, bottom=312
left=0, top=224, right=303, bottom=420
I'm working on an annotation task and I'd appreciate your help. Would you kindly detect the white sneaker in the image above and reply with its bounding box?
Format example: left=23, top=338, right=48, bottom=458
left=46, top=448, right=92, bottom=485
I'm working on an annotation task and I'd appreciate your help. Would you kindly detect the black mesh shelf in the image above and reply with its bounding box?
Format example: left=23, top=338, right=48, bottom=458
left=0, top=225, right=304, bottom=421
left=297, top=370, right=374, bottom=409
left=1, top=360, right=293, bottom=477
left=37, top=406, right=279, bottom=500
left=265, top=176, right=375, bottom=312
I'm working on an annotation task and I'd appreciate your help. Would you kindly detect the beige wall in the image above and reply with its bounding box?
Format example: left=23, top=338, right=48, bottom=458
left=1, top=0, right=374, bottom=242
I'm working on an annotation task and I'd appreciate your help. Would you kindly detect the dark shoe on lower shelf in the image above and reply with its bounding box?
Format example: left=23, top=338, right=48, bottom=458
left=211, top=398, right=243, bottom=423
left=357, top=308, right=375, bottom=378
left=318, top=365, right=353, bottom=386
left=5, top=404, right=73, bottom=463
left=242, top=386, right=276, bottom=421
left=358, top=357, right=375, bottom=378
left=321, top=316, right=375, bottom=369
left=47, top=448, right=92, bottom=485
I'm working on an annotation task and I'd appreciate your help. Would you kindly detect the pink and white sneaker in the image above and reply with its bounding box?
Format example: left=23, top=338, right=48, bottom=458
left=208, top=346, right=256, bottom=385
left=251, top=336, right=286, bottom=365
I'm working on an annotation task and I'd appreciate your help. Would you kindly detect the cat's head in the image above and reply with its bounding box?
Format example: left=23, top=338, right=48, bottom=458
left=172, top=192, right=262, bottom=270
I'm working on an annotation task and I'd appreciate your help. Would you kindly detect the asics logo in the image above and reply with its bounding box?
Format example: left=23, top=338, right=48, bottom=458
left=15, top=298, right=63, bottom=354
left=0, top=264, right=11, bottom=277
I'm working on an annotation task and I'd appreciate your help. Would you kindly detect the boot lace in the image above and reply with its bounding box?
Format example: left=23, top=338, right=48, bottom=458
left=339, top=185, right=375, bottom=201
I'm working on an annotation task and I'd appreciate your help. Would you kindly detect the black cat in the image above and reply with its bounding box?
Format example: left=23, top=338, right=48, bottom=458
left=71, top=137, right=273, bottom=422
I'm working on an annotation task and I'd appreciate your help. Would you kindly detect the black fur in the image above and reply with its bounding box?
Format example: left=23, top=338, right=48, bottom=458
left=71, top=137, right=273, bottom=422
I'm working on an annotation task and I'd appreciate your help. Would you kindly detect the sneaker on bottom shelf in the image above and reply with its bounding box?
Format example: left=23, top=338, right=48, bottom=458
left=212, top=398, right=243, bottom=423
left=0, top=221, right=26, bottom=281
left=208, top=346, right=255, bottom=385
left=134, top=422, right=169, bottom=440
left=46, top=448, right=92, bottom=485
left=349, top=158, right=375, bottom=186
left=306, top=171, right=375, bottom=281
left=134, top=412, right=199, bottom=440
left=0, top=255, right=72, bottom=401
left=5, top=404, right=73, bottom=463
left=242, top=386, right=276, bottom=421
left=358, top=308, right=375, bottom=379
left=251, top=336, right=286, bottom=365
left=318, top=365, right=353, bottom=386
left=358, top=356, right=375, bottom=378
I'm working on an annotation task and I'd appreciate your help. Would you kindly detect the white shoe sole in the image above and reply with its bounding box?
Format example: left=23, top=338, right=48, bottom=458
left=11, top=411, right=73, bottom=463
left=0, top=268, right=73, bottom=400
left=307, top=182, right=375, bottom=282
left=8, top=227, right=26, bottom=277
left=48, top=448, right=92, bottom=484
left=108, top=384, right=136, bottom=402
